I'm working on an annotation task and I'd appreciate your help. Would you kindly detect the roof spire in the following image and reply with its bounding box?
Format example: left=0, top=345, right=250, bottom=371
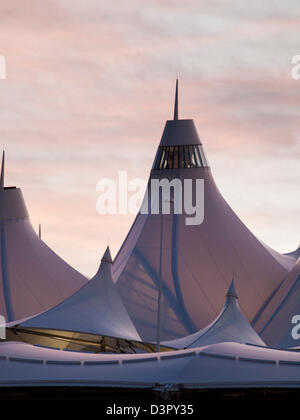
left=226, top=273, right=238, bottom=299
left=0, top=150, right=5, bottom=189
left=101, top=245, right=112, bottom=264
left=173, top=78, right=179, bottom=120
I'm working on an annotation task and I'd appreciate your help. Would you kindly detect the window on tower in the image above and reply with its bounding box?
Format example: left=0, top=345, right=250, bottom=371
left=153, top=145, right=209, bottom=170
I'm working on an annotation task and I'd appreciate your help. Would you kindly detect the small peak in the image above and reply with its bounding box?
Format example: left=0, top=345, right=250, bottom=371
left=101, top=246, right=112, bottom=264
left=0, top=150, right=5, bottom=189
left=226, top=276, right=238, bottom=299
left=173, top=78, right=179, bottom=120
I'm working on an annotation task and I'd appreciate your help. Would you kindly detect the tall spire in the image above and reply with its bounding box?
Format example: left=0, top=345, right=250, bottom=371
left=173, top=78, right=179, bottom=120
left=0, top=150, right=5, bottom=189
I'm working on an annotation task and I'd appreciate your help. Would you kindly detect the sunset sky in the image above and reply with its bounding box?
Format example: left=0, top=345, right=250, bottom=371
left=0, top=0, right=300, bottom=277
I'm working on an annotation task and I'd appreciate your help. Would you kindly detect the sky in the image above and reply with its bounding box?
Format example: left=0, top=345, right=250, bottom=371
left=0, top=0, right=300, bottom=277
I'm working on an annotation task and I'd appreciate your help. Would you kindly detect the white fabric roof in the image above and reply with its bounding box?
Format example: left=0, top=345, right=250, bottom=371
left=163, top=280, right=266, bottom=349
left=1, top=340, right=300, bottom=388
left=19, top=247, right=141, bottom=342
left=113, top=113, right=293, bottom=342
left=0, top=186, right=86, bottom=322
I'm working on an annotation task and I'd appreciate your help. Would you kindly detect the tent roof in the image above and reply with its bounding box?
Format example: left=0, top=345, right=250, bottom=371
left=0, top=153, right=87, bottom=321
left=20, top=247, right=141, bottom=341
left=1, top=340, right=300, bottom=388
left=114, top=85, right=292, bottom=342
left=163, top=280, right=266, bottom=349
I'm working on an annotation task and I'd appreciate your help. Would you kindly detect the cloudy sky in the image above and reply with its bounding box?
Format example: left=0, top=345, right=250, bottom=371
left=0, top=0, right=300, bottom=277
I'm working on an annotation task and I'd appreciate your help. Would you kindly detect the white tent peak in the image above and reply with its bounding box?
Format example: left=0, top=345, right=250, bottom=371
left=226, top=277, right=238, bottom=299
left=0, top=154, right=87, bottom=321
left=113, top=85, right=293, bottom=342
left=101, top=246, right=112, bottom=264
left=19, top=245, right=141, bottom=341
left=93, top=246, right=113, bottom=280
left=0, top=150, right=5, bottom=189
left=163, top=281, right=266, bottom=349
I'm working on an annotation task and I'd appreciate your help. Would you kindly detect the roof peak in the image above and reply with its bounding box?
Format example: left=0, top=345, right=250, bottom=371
left=163, top=273, right=266, bottom=348
left=101, top=246, right=112, bottom=264
left=226, top=276, right=238, bottom=299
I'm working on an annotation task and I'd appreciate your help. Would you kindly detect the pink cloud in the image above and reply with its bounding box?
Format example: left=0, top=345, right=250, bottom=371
left=0, top=1, right=299, bottom=275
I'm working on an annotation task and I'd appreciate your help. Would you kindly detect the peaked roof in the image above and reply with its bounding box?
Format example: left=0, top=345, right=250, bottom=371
left=19, top=247, right=141, bottom=341
left=0, top=153, right=86, bottom=321
left=226, top=277, right=238, bottom=298
left=113, top=83, right=293, bottom=341
left=163, top=279, right=266, bottom=349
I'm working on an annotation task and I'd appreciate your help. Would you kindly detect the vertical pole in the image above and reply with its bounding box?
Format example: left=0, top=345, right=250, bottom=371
left=0, top=151, right=5, bottom=189
left=173, top=78, right=179, bottom=121
left=156, top=209, right=163, bottom=352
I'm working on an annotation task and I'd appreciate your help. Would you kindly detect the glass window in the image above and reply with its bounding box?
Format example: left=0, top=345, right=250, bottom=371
left=194, top=146, right=203, bottom=166
left=153, top=148, right=162, bottom=169
left=178, top=146, right=184, bottom=168
left=184, top=146, right=190, bottom=168
left=173, top=146, right=179, bottom=169
left=167, top=146, right=174, bottom=169
left=189, top=145, right=197, bottom=168
left=199, top=145, right=208, bottom=167
left=153, top=145, right=209, bottom=170
left=163, top=147, right=169, bottom=169
left=158, top=148, right=166, bottom=169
